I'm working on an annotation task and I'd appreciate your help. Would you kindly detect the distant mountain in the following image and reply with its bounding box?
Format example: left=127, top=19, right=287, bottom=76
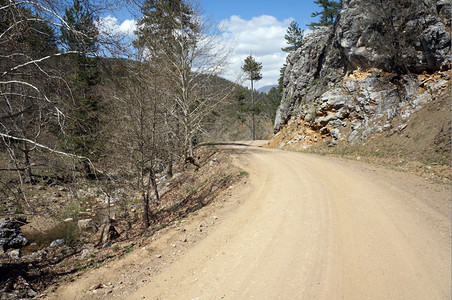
left=257, top=85, right=278, bottom=94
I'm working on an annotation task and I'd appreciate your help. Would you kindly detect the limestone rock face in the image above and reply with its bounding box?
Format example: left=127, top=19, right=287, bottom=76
left=337, top=0, right=451, bottom=73
left=274, top=0, right=451, bottom=145
left=274, top=27, right=345, bottom=132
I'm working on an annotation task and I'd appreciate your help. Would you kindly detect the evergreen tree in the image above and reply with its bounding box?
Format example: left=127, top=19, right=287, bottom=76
left=308, top=0, right=342, bottom=29
left=267, top=86, right=282, bottom=121
left=278, top=64, right=286, bottom=89
left=60, top=0, right=101, bottom=176
left=282, top=21, right=304, bottom=52
left=242, top=55, right=262, bottom=140
left=235, top=89, right=247, bottom=113
left=0, top=0, right=58, bottom=59
left=61, top=0, right=99, bottom=88
left=134, top=0, right=197, bottom=60
left=61, top=0, right=98, bottom=53
left=242, top=55, right=263, bottom=84
left=0, top=1, right=59, bottom=184
left=265, top=64, right=285, bottom=122
left=135, top=0, right=229, bottom=162
left=134, top=0, right=199, bottom=162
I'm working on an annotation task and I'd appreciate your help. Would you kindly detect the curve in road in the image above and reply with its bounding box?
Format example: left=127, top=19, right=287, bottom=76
left=128, top=143, right=451, bottom=299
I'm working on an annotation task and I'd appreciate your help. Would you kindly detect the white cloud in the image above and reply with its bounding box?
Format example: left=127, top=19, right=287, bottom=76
left=97, top=15, right=137, bottom=38
left=95, top=14, right=293, bottom=89
left=219, top=15, right=293, bottom=89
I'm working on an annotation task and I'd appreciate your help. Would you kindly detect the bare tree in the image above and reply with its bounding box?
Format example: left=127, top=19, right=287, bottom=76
left=104, top=57, right=167, bottom=230
left=0, top=0, right=103, bottom=210
left=134, top=0, right=235, bottom=164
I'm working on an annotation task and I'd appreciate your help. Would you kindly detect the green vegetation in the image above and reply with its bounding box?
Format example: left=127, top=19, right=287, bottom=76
left=61, top=200, right=83, bottom=219
left=308, top=0, right=343, bottom=29
left=60, top=0, right=103, bottom=174
left=311, top=78, right=321, bottom=86
left=267, top=86, right=282, bottom=121
left=239, top=170, right=249, bottom=178
left=282, top=21, right=304, bottom=52
left=1, top=0, right=277, bottom=232
left=242, top=55, right=264, bottom=140
left=186, top=187, right=198, bottom=196
left=62, top=275, right=75, bottom=282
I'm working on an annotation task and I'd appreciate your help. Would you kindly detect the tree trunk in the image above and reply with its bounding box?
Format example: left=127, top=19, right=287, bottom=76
left=165, top=133, right=174, bottom=178
left=23, top=144, right=34, bottom=184
left=251, top=79, right=256, bottom=140
left=83, top=159, right=95, bottom=179
left=142, top=191, right=150, bottom=230
left=150, top=172, right=159, bottom=203
left=166, top=158, right=173, bottom=178
left=188, top=139, right=194, bottom=158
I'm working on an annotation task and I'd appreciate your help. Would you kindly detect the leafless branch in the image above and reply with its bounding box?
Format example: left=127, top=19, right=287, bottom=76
left=1, top=51, right=79, bottom=77
left=0, top=132, right=90, bottom=161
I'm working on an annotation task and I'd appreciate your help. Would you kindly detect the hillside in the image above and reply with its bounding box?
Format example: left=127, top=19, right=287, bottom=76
left=257, top=85, right=278, bottom=94
left=269, top=0, right=451, bottom=179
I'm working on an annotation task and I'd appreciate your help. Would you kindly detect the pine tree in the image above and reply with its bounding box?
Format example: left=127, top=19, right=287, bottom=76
left=308, top=0, right=342, bottom=29
left=267, top=86, right=282, bottom=121
left=282, top=21, right=304, bottom=52
left=60, top=0, right=101, bottom=176
left=61, top=0, right=98, bottom=53
left=0, top=1, right=59, bottom=184
left=242, top=55, right=263, bottom=140
left=134, top=0, right=197, bottom=60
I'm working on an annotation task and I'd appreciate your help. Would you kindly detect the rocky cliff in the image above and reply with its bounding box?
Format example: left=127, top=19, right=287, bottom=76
left=273, top=0, right=451, bottom=149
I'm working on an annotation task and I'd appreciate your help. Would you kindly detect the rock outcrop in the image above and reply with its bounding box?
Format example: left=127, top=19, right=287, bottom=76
left=274, top=0, right=451, bottom=147
left=337, top=0, right=450, bottom=73
left=0, top=217, right=29, bottom=253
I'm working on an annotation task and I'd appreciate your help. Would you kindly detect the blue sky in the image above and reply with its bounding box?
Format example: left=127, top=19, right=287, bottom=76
left=99, top=1, right=320, bottom=88
left=199, top=1, right=320, bottom=88
left=199, top=0, right=319, bottom=31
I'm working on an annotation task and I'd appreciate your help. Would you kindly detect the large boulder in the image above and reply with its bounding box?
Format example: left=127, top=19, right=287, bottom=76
left=0, top=217, right=29, bottom=253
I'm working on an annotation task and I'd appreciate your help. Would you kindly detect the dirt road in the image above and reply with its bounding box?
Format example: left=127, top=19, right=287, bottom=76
left=48, top=143, right=451, bottom=299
